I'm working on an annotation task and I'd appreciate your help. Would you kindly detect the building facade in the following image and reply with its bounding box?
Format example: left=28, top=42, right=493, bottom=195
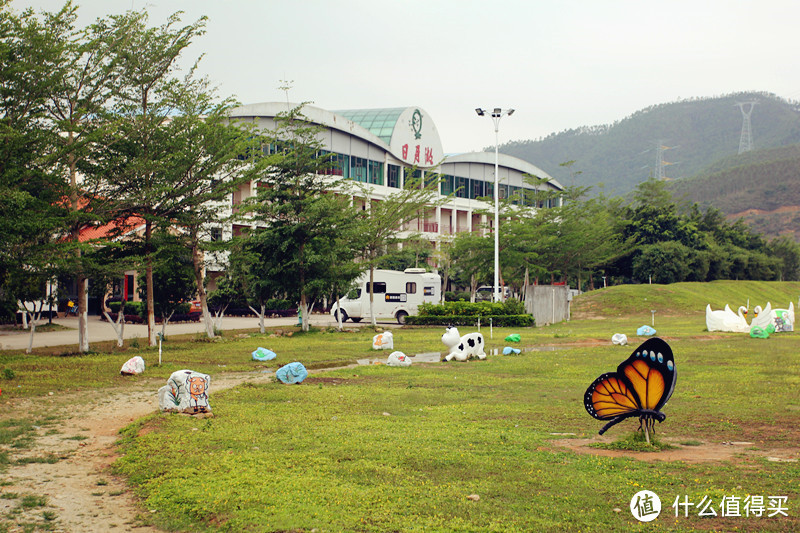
left=204, top=102, right=564, bottom=285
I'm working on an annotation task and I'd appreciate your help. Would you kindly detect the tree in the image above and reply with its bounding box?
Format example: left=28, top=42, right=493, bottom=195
left=245, top=104, right=362, bottom=332
left=87, top=10, right=209, bottom=346
left=353, top=174, right=441, bottom=326
left=42, top=2, right=133, bottom=352
left=0, top=2, right=67, bottom=324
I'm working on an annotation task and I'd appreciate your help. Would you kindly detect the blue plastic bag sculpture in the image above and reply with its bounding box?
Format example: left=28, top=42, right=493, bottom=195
left=502, top=346, right=521, bottom=355
left=276, top=362, right=308, bottom=384
left=252, top=347, right=277, bottom=361
left=636, top=325, right=656, bottom=336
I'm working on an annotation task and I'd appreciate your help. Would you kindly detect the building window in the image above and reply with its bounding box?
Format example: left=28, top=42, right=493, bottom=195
left=351, top=156, right=367, bottom=183
left=209, top=227, right=222, bottom=241
left=368, top=160, right=383, bottom=185
left=387, top=164, right=400, bottom=188
left=441, top=175, right=454, bottom=196
left=456, top=176, right=468, bottom=198
left=471, top=179, right=485, bottom=199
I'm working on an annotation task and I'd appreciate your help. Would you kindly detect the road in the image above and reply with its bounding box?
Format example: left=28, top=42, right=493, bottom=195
left=0, top=312, right=383, bottom=351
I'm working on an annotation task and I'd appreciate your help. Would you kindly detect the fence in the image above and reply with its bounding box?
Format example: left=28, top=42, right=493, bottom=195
left=523, top=284, right=571, bottom=326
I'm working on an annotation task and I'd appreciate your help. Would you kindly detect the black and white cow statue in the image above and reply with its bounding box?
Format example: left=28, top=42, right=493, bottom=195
left=441, top=326, right=486, bottom=362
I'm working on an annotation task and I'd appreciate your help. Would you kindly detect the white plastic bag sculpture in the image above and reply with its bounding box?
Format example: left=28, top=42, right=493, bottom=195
left=158, top=370, right=211, bottom=414
left=120, top=356, right=145, bottom=375
left=387, top=351, right=412, bottom=367
left=372, top=331, right=394, bottom=350
left=611, top=333, right=628, bottom=346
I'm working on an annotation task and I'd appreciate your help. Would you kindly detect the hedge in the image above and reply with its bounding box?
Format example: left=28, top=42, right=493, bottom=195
left=405, top=314, right=533, bottom=327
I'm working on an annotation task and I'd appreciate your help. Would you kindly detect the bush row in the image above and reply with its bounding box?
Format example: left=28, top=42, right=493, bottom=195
left=417, top=299, right=526, bottom=317
left=406, top=314, right=534, bottom=327
left=102, top=312, right=201, bottom=324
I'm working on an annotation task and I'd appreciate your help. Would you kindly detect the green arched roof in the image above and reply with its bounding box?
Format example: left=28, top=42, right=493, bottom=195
left=334, top=108, right=406, bottom=144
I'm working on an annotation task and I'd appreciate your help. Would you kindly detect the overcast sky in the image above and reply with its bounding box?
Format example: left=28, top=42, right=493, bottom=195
left=13, top=0, right=800, bottom=155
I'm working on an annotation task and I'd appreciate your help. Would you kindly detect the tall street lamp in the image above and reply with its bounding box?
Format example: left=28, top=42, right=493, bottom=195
left=475, top=107, right=514, bottom=302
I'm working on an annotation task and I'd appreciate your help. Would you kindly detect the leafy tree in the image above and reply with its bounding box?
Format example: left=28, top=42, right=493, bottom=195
left=0, top=1, right=67, bottom=323
left=353, top=174, right=441, bottom=326
left=245, top=104, right=362, bottom=332
left=87, top=10, right=208, bottom=346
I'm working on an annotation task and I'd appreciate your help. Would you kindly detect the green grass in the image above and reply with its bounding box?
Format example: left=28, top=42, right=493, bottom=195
left=3, top=281, right=800, bottom=532
left=113, top=332, right=800, bottom=531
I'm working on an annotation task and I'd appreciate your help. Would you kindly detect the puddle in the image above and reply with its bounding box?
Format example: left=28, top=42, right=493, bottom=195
left=357, top=351, right=443, bottom=365
left=356, top=346, right=567, bottom=365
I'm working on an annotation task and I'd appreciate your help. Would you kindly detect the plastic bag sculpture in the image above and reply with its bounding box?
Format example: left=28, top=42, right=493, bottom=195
left=502, top=346, right=521, bottom=355
left=636, top=325, right=656, bottom=336
left=372, top=331, right=394, bottom=350
left=441, top=326, right=486, bottom=362
left=505, top=334, right=521, bottom=343
left=611, top=333, right=628, bottom=345
left=120, top=356, right=145, bottom=375
left=158, top=370, right=211, bottom=414
left=387, top=351, right=412, bottom=367
left=584, top=337, right=676, bottom=444
left=276, top=362, right=308, bottom=384
left=252, top=347, right=277, bottom=361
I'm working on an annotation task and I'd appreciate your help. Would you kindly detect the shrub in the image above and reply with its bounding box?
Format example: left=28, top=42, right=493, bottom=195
left=406, top=314, right=534, bottom=327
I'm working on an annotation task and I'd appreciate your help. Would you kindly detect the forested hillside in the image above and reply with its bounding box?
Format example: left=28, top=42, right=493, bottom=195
left=501, top=92, right=800, bottom=196
left=668, top=144, right=800, bottom=241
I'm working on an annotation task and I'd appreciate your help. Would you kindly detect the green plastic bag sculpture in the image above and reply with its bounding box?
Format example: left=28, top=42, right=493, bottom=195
left=505, top=333, right=521, bottom=343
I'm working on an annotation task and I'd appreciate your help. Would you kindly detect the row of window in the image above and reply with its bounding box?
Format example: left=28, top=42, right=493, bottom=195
left=260, top=145, right=559, bottom=208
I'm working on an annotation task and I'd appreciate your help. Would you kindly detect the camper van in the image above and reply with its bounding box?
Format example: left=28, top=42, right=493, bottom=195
left=330, top=268, right=441, bottom=324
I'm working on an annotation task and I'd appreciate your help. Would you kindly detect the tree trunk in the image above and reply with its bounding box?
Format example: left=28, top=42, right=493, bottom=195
left=191, top=239, right=215, bottom=339
left=248, top=304, right=266, bottom=334
left=336, top=294, right=343, bottom=331
left=77, top=276, right=89, bottom=352
left=102, top=310, right=126, bottom=348
left=145, top=221, right=156, bottom=347
left=299, top=293, right=312, bottom=332
left=369, top=266, right=376, bottom=327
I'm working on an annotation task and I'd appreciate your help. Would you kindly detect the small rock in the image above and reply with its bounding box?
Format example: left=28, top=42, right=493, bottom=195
left=767, top=457, right=798, bottom=462
left=382, top=412, right=391, bottom=416
left=466, top=494, right=480, bottom=501
left=613, top=508, right=622, bottom=513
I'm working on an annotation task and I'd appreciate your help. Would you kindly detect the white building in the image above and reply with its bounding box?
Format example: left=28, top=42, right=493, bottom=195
left=211, top=102, right=563, bottom=283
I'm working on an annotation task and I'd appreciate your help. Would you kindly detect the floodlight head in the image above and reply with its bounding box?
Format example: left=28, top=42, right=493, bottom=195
left=507, top=108, right=515, bottom=116
left=493, top=107, right=501, bottom=114
left=475, top=108, right=485, bottom=116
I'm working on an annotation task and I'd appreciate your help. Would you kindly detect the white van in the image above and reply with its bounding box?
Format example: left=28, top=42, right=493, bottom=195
left=330, top=268, right=441, bottom=324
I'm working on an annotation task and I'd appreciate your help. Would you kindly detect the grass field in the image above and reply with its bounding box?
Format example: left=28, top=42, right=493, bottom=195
left=2, top=281, right=800, bottom=532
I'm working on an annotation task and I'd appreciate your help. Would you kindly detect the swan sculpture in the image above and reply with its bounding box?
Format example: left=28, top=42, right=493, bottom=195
left=753, top=302, right=794, bottom=332
left=706, top=304, right=749, bottom=333
left=751, top=303, right=772, bottom=330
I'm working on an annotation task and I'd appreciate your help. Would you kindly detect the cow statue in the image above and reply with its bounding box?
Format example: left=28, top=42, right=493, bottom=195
left=441, top=326, right=486, bottom=362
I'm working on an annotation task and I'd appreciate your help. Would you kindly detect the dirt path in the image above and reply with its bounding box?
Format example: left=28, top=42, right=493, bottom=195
left=0, top=371, right=275, bottom=532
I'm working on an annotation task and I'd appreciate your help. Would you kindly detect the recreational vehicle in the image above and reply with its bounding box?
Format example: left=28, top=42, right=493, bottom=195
left=330, top=268, right=441, bottom=324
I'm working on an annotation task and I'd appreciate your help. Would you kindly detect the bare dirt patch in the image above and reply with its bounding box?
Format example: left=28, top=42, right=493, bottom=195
left=551, top=436, right=800, bottom=464
left=0, top=371, right=274, bottom=532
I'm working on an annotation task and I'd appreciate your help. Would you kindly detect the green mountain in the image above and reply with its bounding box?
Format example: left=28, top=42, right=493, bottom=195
left=667, top=144, right=800, bottom=241
left=501, top=91, right=800, bottom=196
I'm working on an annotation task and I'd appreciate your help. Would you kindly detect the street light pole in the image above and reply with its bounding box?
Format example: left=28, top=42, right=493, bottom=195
left=475, top=107, right=514, bottom=302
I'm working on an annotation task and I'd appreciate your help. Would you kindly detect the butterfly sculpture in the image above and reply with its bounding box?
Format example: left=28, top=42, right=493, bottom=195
left=584, top=337, right=677, bottom=443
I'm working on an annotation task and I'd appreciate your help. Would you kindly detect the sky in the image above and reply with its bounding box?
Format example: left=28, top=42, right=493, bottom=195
left=12, top=0, right=800, bottom=155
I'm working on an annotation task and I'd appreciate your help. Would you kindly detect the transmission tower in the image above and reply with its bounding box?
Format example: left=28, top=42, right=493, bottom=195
left=736, top=101, right=757, bottom=154
left=654, top=142, right=676, bottom=180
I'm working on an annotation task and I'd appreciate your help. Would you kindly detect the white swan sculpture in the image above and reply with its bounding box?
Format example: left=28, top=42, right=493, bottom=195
left=706, top=304, right=750, bottom=333
left=753, top=302, right=794, bottom=332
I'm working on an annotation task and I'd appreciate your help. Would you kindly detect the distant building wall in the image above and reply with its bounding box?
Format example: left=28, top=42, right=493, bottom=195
left=524, top=285, right=571, bottom=326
